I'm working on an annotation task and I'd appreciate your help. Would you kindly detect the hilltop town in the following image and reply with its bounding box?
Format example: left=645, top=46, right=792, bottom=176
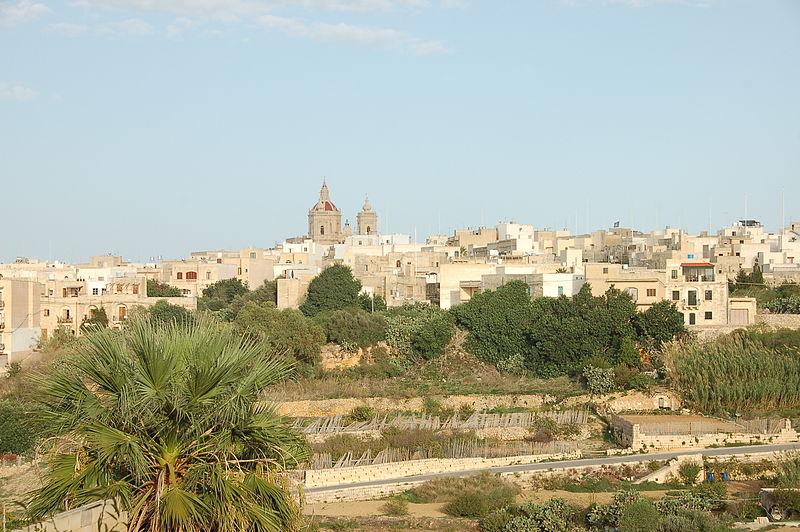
left=2, top=183, right=800, bottom=531
left=2, top=181, right=799, bottom=363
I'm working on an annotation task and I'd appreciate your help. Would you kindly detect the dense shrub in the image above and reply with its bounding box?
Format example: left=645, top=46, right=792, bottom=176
left=324, top=309, right=386, bottom=348
left=487, top=499, right=573, bottom=532
left=234, top=302, right=325, bottom=367
left=0, top=400, right=44, bottom=455
left=381, top=497, right=409, bottom=516
left=619, top=499, right=660, bottom=532
left=634, top=300, right=687, bottom=349
left=444, top=490, right=490, bottom=518
left=198, top=278, right=249, bottom=311
left=385, top=303, right=455, bottom=360
left=678, top=461, right=703, bottom=486
left=583, top=366, right=615, bottom=395
left=147, top=300, right=194, bottom=326
left=766, top=295, right=800, bottom=313
left=452, top=282, right=683, bottom=378
left=146, top=279, right=182, bottom=297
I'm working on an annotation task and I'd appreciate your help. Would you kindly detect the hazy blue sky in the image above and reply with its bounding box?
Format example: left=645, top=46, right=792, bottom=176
left=1, top=0, right=799, bottom=263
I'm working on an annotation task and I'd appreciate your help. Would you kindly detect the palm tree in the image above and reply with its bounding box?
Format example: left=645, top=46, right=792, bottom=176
left=27, top=318, right=309, bottom=531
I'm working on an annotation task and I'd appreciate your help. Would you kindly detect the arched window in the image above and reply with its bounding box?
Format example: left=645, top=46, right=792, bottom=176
left=396, top=260, right=401, bottom=268
left=366, top=226, right=371, bottom=234
left=118, top=306, right=127, bottom=320
left=320, top=226, right=325, bottom=235
left=177, top=272, right=183, bottom=280
left=186, top=271, right=197, bottom=280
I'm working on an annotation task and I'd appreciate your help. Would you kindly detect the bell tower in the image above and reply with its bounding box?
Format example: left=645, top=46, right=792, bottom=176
left=308, top=179, right=342, bottom=244
left=357, top=195, right=378, bottom=236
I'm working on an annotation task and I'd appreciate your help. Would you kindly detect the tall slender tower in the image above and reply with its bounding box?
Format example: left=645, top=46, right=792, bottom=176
left=357, top=195, right=378, bottom=236
left=308, top=179, right=342, bottom=244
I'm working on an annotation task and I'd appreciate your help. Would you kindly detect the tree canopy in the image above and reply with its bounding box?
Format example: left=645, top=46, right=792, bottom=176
left=299, top=264, right=362, bottom=317
left=146, top=279, right=182, bottom=298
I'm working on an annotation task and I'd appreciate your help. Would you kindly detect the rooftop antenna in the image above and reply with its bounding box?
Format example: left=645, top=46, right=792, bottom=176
left=744, top=193, right=748, bottom=221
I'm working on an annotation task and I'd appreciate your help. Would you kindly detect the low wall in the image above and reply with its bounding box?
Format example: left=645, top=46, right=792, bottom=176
left=303, top=450, right=581, bottom=488
left=620, top=419, right=798, bottom=452
left=756, top=313, right=800, bottom=329
left=278, top=394, right=558, bottom=418
left=12, top=500, right=127, bottom=532
left=280, top=390, right=682, bottom=418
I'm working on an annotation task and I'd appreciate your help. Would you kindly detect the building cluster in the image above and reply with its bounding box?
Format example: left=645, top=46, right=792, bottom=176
left=2, top=182, right=798, bottom=368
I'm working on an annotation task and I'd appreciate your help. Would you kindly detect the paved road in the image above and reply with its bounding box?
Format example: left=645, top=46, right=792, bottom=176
left=306, top=442, right=800, bottom=494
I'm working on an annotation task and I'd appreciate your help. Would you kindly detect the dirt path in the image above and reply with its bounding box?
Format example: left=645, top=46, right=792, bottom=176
left=305, top=500, right=447, bottom=518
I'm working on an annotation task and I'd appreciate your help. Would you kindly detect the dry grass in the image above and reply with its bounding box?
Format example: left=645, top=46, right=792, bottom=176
left=264, top=346, right=580, bottom=401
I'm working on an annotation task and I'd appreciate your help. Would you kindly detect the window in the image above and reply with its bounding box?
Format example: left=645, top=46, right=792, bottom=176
left=671, top=270, right=678, bottom=279
left=92, top=288, right=99, bottom=295
left=624, top=287, right=638, bottom=302
left=177, top=272, right=183, bottom=280
left=320, top=226, right=325, bottom=235
left=216, top=258, right=222, bottom=264
left=687, top=290, right=697, bottom=306
left=364, top=265, right=368, bottom=271
left=396, top=260, right=401, bottom=268
left=689, top=312, right=696, bottom=325
left=250, top=252, right=257, bottom=259
left=704, top=311, right=713, bottom=320
left=646, top=289, right=656, bottom=297
left=133, top=285, right=139, bottom=294
left=558, top=286, right=564, bottom=296
left=366, top=226, right=371, bottom=234
left=704, top=290, right=713, bottom=301
left=672, top=290, right=680, bottom=301
left=43, top=309, right=50, bottom=317
left=602, top=267, right=608, bottom=274
left=186, top=271, right=197, bottom=280
left=207, top=271, right=213, bottom=279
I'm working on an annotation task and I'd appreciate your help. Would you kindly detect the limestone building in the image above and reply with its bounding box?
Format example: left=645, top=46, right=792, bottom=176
left=308, top=180, right=343, bottom=245
left=357, top=196, right=378, bottom=236
left=307, top=181, right=379, bottom=244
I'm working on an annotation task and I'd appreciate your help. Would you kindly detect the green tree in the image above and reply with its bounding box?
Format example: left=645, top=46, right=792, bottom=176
left=299, top=264, right=362, bottom=317
left=359, top=293, right=387, bottom=312
left=146, top=279, right=182, bottom=297
left=199, top=278, right=249, bottom=311
left=450, top=281, right=533, bottom=367
left=635, top=300, right=687, bottom=349
left=234, top=302, right=325, bottom=367
left=80, top=306, right=108, bottom=331
left=411, top=311, right=455, bottom=360
left=147, top=300, right=194, bottom=326
left=27, top=319, right=309, bottom=530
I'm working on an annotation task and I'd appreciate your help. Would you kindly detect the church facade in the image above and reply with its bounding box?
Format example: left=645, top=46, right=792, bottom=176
left=308, top=180, right=378, bottom=245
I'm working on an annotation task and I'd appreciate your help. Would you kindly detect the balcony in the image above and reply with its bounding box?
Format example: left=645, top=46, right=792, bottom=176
left=0, top=300, right=4, bottom=309
left=57, top=316, right=73, bottom=324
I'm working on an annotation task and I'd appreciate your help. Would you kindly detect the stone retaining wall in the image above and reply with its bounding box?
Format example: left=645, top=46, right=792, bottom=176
left=302, top=451, right=581, bottom=488
left=756, top=313, right=800, bottom=329
left=12, top=500, right=126, bottom=532
left=279, top=390, right=682, bottom=418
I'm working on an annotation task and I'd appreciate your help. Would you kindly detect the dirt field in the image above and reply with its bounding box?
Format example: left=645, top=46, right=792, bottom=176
left=306, top=500, right=448, bottom=518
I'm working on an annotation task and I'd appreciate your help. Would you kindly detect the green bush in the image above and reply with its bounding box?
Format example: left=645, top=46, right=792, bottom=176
left=0, top=400, right=44, bottom=455
left=384, top=304, right=454, bottom=360
left=619, top=499, right=660, bottom=532
left=324, top=309, right=386, bottom=348
left=678, top=461, right=703, bottom=486
left=583, top=366, right=615, bottom=395
left=234, top=302, right=325, bottom=366
left=347, top=405, right=375, bottom=423
left=380, top=497, right=409, bottom=516
left=444, top=490, right=489, bottom=518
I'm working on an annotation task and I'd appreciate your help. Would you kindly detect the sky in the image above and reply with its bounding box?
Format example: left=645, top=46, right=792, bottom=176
left=1, top=0, right=799, bottom=263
